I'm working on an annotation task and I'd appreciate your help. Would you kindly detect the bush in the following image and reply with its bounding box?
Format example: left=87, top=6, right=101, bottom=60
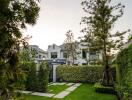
left=94, top=82, right=116, bottom=95
left=25, top=62, right=38, bottom=91
left=37, top=61, right=49, bottom=92
left=56, top=65, right=103, bottom=83
left=20, top=61, right=49, bottom=92
left=115, top=44, right=132, bottom=100
left=19, top=61, right=37, bottom=90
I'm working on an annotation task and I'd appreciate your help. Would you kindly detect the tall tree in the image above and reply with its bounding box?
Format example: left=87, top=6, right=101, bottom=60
left=81, top=0, right=130, bottom=85
left=64, top=30, right=77, bottom=65
left=0, top=0, right=39, bottom=99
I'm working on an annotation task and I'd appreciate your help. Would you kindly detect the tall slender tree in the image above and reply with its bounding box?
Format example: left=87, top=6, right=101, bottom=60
left=64, top=30, right=77, bottom=65
left=81, top=0, right=130, bottom=85
left=0, top=0, right=39, bottom=99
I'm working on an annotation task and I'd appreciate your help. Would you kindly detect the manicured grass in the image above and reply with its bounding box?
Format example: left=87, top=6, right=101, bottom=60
left=48, top=84, right=69, bottom=94
left=24, top=84, right=117, bottom=100
left=63, top=84, right=117, bottom=100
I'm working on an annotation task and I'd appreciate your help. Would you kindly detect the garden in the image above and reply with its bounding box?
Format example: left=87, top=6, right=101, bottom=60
left=23, top=84, right=117, bottom=100
left=16, top=44, right=132, bottom=100
left=0, top=0, right=132, bottom=100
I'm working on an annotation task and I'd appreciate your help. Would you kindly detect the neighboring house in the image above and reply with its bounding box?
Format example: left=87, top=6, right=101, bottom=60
left=29, top=45, right=48, bottom=63
left=47, top=42, right=102, bottom=65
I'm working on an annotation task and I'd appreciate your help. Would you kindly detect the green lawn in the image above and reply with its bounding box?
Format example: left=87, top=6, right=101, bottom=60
left=48, top=84, right=69, bottom=94
left=24, top=84, right=117, bottom=100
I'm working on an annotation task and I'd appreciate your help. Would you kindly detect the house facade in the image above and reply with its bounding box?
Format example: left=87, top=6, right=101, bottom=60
left=47, top=42, right=102, bottom=65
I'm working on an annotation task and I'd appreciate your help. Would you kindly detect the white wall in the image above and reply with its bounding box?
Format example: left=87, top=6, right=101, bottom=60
left=47, top=44, right=61, bottom=59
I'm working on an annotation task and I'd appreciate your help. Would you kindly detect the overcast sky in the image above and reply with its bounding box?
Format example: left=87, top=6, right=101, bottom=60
left=24, top=0, right=132, bottom=50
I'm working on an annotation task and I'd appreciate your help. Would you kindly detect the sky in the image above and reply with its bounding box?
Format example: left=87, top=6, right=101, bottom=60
left=24, top=0, right=132, bottom=51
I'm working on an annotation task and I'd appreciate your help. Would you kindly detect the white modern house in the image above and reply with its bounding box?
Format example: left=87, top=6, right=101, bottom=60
left=47, top=42, right=102, bottom=65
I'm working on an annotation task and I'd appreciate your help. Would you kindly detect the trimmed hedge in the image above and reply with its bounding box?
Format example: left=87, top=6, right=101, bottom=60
left=94, top=82, right=116, bottom=95
left=56, top=65, right=103, bottom=83
left=20, top=61, right=37, bottom=90
left=115, top=44, right=132, bottom=100
left=37, top=62, right=49, bottom=92
left=20, top=61, right=49, bottom=92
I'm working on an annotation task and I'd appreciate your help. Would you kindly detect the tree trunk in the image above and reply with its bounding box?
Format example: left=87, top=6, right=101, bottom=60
left=102, top=39, right=113, bottom=86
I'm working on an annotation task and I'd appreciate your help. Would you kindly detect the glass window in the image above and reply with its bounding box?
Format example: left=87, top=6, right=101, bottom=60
left=82, top=50, right=86, bottom=59
left=51, top=52, right=57, bottom=58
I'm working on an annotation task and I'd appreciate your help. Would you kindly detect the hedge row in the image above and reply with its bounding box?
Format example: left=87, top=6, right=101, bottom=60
left=56, top=65, right=103, bottom=83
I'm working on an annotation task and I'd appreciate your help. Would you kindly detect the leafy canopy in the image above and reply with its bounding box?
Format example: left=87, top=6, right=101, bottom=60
left=0, top=0, right=40, bottom=99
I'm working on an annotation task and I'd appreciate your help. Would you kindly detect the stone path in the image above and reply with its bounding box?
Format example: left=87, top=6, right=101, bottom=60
left=17, top=90, right=55, bottom=97
left=49, top=82, right=66, bottom=86
left=18, top=83, right=81, bottom=98
left=54, top=83, right=81, bottom=98
left=54, top=91, right=70, bottom=98
left=67, top=83, right=74, bottom=86
left=31, top=92, right=55, bottom=97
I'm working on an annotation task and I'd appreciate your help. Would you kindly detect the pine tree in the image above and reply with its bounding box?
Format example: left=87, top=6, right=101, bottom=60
left=81, top=0, right=130, bottom=85
left=38, top=61, right=49, bottom=92
left=0, top=0, right=39, bottom=99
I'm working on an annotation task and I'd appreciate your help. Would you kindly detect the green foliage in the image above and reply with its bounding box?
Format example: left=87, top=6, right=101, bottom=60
left=37, top=62, right=49, bottom=93
left=21, top=61, right=49, bottom=93
left=25, top=62, right=38, bottom=91
left=0, top=53, right=26, bottom=100
left=20, top=47, right=36, bottom=63
left=0, top=0, right=40, bottom=99
left=81, top=0, right=130, bottom=85
left=94, top=82, right=116, bottom=95
left=56, top=65, right=103, bottom=83
left=116, top=44, right=132, bottom=100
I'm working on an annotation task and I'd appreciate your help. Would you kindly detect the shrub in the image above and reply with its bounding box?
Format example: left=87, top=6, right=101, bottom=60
left=25, top=62, right=38, bottom=91
left=94, top=82, right=116, bottom=95
left=37, top=61, right=49, bottom=92
left=115, top=44, right=132, bottom=100
left=19, top=61, right=37, bottom=90
left=56, top=65, right=103, bottom=83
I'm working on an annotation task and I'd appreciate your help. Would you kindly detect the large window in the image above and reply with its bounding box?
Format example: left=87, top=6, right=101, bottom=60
left=51, top=52, right=57, bottom=58
left=82, top=50, right=87, bottom=59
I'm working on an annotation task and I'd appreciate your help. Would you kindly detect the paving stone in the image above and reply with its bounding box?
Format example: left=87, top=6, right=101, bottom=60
left=65, top=86, right=77, bottom=92
left=53, top=83, right=81, bottom=98
left=17, top=90, right=55, bottom=97
left=54, top=91, right=70, bottom=98
left=17, top=90, right=31, bottom=94
left=73, top=83, right=81, bottom=87
left=67, top=83, right=74, bottom=86
left=31, top=92, right=55, bottom=97
left=50, top=82, right=66, bottom=85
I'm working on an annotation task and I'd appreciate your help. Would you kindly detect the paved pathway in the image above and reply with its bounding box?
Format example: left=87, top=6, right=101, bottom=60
left=18, top=83, right=81, bottom=98
left=54, top=83, right=81, bottom=98
left=17, top=90, right=55, bottom=97
left=31, top=92, right=55, bottom=97
left=49, top=82, right=66, bottom=86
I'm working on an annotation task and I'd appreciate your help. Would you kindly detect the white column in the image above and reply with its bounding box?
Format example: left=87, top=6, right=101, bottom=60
left=53, top=64, right=58, bottom=82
